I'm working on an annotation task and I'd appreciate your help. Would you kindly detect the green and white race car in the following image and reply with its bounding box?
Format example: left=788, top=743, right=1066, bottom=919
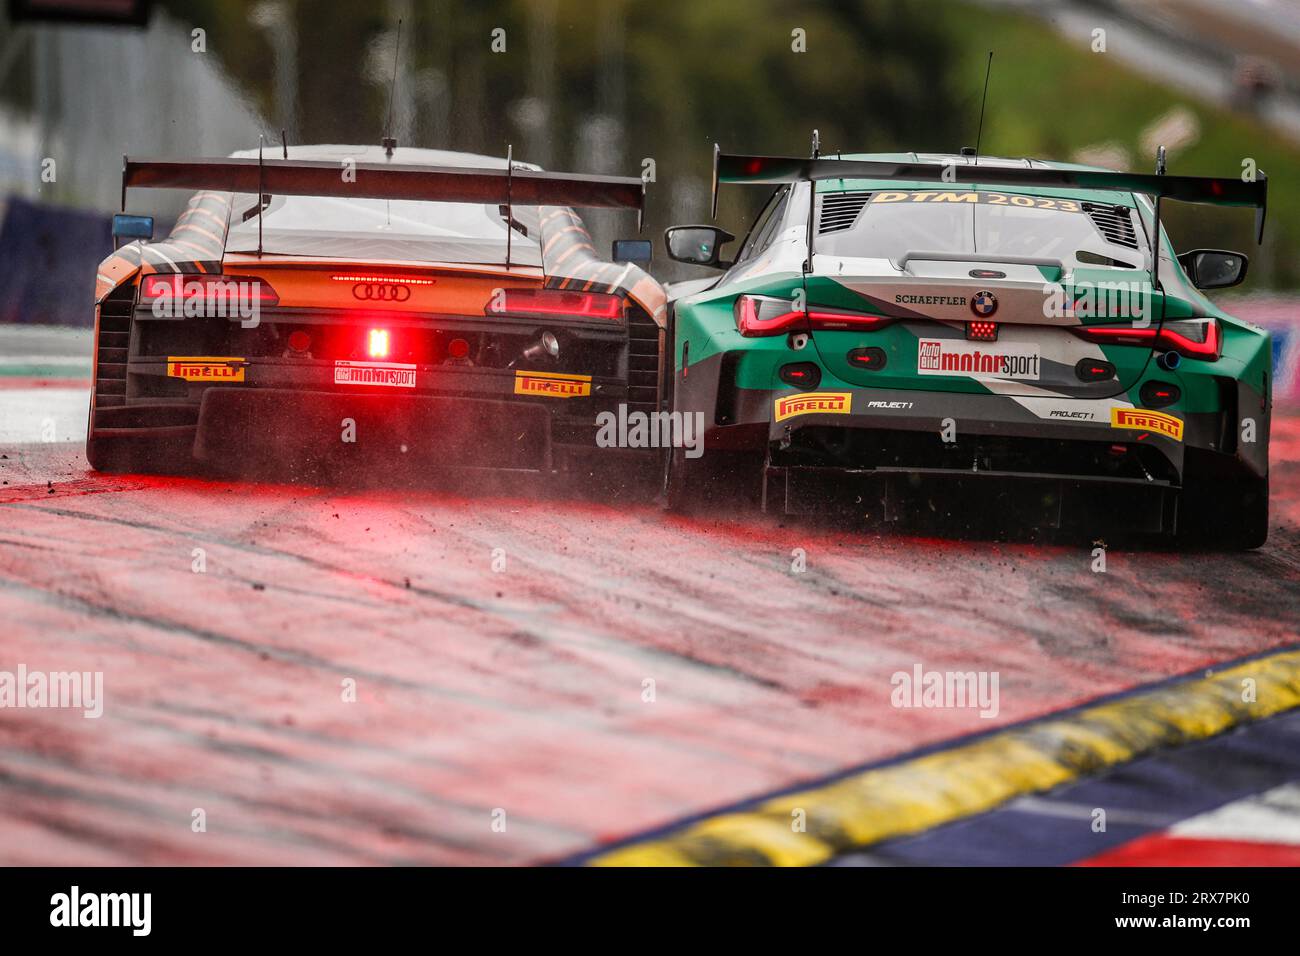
left=662, top=144, right=1271, bottom=547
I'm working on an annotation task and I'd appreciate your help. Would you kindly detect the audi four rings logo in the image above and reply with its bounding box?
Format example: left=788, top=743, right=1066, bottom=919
left=353, top=282, right=411, bottom=301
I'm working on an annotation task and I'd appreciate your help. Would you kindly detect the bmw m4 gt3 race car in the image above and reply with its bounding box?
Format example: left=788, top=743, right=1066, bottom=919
left=663, top=144, right=1270, bottom=547
left=88, top=145, right=664, bottom=478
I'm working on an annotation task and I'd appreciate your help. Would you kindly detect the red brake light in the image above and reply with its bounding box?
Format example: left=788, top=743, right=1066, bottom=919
left=1071, top=326, right=1155, bottom=346
left=368, top=329, right=390, bottom=358
left=330, top=274, right=436, bottom=285
left=967, top=321, right=998, bottom=342
left=140, top=274, right=174, bottom=299
left=807, top=309, right=894, bottom=331
left=735, top=296, right=807, bottom=336
left=489, top=288, right=623, bottom=320
left=734, top=295, right=895, bottom=337
left=1160, top=320, right=1221, bottom=359
left=1070, top=319, right=1221, bottom=361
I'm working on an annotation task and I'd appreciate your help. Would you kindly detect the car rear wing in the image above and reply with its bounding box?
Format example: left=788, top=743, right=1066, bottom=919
left=122, top=152, right=646, bottom=265
left=711, top=147, right=1267, bottom=243
left=713, top=144, right=1267, bottom=290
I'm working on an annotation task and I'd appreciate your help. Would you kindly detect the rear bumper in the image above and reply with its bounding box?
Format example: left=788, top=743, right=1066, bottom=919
left=194, top=388, right=554, bottom=471
left=682, top=343, right=1266, bottom=478
left=763, top=464, right=1178, bottom=531
left=90, top=343, right=649, bottom=471
left=712, top=383, right=1193, bottom=462
left=748, top=386, right=1193, bottom=459
left=686, top=370, right=1242, bottom=526
left=92, top=379, right=621, bottom=474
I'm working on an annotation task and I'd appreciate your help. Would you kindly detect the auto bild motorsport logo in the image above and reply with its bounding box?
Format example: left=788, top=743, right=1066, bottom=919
left=970, top=290, right=998, bottom=317
left=334, top=360, right=417, bottom=388
left=917, top=339, right=1041, bottom=380
left=773, top=392, right=853, bottom=422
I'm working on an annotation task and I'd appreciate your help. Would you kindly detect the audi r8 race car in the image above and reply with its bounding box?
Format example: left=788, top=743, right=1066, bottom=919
left=88, top=145, right=664, bottom=479
left=662, top=144, right=1270, bottom=547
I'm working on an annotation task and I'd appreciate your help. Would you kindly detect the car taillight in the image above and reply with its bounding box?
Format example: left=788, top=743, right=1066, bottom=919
left=330, top=274, right=436, bottom=285
left=140, top=273, right=280, bottom=306
left=734, top=296, right=807, bottom=336
left=368, top=328, right=390, bottom=358
left=808, top=309, right=894, bottom=332
left=488, top=288, right=623, bottom=320
left=1070, top=318, right=1221, bottom=361
left=734, top=294, right=895, bottom=337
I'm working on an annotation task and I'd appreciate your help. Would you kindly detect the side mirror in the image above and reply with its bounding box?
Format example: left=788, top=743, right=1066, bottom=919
left=112, top=213, right=153, bottom=247
left=611, top=238, right=652, bottom=267
left=1178, top=249, right=1248, bottom=290
left=665, top=225, right=734, bottom=269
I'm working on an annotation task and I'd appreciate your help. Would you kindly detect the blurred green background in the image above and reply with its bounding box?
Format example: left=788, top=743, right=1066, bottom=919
left=2, top=0, right=1297, bottom=286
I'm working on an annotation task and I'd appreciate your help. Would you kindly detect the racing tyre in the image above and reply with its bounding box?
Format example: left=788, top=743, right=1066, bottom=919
left=85, top=436, right=132, bottom=474
left=664, top=446, right=762, bottom=514
left=85, top=434, right=193, bottom=476
left=1179, top=471, right=1269, bottom=550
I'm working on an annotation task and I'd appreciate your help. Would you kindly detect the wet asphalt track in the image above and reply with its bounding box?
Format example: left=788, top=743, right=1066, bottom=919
left=0, top=381, right=1298, bottom=864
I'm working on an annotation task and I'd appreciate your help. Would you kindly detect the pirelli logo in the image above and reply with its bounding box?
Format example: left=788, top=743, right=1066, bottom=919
left=514, top=370, right=591, bottom=399
left=1111, top=407, right=1184, bottom=442
left=774, top=391, right=853, bottom=422
left=167, top=356, right=245, bottom=382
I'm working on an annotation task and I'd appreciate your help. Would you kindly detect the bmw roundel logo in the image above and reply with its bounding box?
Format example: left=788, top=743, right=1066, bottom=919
left=970, top=290, right=998, bottom=317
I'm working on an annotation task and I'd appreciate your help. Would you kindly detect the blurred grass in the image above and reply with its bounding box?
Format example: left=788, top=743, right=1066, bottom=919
left=940, top=0, right=1300, bottom=287
left=130, top=0, right=1300, bottom=288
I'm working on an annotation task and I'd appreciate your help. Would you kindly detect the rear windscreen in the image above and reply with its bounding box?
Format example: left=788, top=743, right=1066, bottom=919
left=816, top=190, right=1148, bottom=269
left=225, top=194, right=543, bottom=265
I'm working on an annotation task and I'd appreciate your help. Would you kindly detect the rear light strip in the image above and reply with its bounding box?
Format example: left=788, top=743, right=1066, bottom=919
left=488, top=288, right=623, bottom=321
left=1070, top=319, right=1221, bottom=361
left=331, top=274, right=436, bottom=285
left=734, top=294, right=894, bottom=337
